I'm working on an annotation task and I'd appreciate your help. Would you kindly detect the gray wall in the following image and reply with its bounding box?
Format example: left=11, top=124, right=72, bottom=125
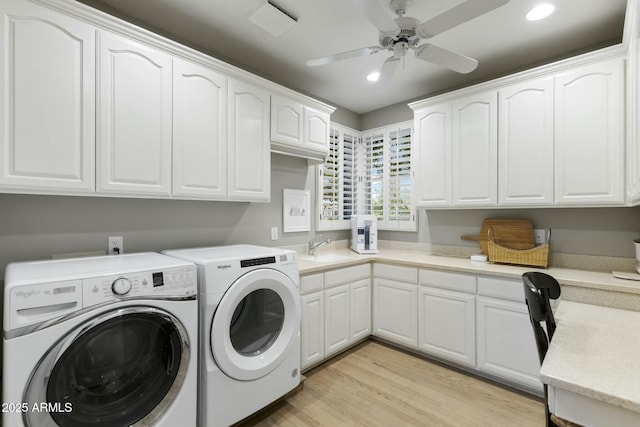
left=0, top=154, right=348, bottom=278
left=2, top=153, right=639, bottom=279
left=380, top=207, right=640, bottom=258
left=360, top=100, right=413, bottom=130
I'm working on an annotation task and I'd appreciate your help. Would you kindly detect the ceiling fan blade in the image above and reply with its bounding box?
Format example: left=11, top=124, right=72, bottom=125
left=418, top=0, right=510, bottom=38
left=306, top=46, right=381, bottom=67
left=415, top=44, right=478, bottom=74
left=377, top=56, right=400, bottom=86
left=351, top=0, right=400, bottom=34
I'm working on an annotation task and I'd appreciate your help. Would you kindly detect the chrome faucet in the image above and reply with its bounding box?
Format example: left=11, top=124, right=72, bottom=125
left=308, top=238, right=331, bottom=255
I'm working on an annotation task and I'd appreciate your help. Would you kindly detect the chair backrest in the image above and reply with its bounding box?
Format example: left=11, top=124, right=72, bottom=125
left=522, top=272, right=561, bottom=365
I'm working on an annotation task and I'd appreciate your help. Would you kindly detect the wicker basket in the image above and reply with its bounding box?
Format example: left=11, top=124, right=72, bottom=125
left=487, top=227, right=550, bottom=268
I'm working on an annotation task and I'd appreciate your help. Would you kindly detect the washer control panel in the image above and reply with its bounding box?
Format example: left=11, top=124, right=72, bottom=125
left=83, top=265, right=197, bottom=307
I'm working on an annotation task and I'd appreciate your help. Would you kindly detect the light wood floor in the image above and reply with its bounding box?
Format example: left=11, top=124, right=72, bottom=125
left=239, top=340, right=545, bottom=427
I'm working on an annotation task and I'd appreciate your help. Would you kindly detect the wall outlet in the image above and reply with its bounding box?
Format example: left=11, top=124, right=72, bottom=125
left=534, top=229, right=546, bottom=245
left=271, top=227, right=278, bottom=241
left=108, top=236, right=123, bottom=255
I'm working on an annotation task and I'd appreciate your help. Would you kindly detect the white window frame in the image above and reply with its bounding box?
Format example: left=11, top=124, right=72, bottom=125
left=317, top=121, right=415, bottom=231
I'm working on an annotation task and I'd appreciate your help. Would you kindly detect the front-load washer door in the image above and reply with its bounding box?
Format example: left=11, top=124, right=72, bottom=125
left=23, top=306, right=190, bottom=427
left=210, top=269, right=300, bottom=381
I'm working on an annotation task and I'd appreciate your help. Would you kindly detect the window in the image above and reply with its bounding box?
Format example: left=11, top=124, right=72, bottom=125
left=318, top=121, right=415, bottom=231
left=318, top=124, right=360, bottom=230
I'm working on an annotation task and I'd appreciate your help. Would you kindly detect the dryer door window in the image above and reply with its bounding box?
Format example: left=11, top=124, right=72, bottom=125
left=24, top=307, right=190, bottom=427
left=230, top=288, right=285, bottom=356
left=211, top=269, right=301, bottom=381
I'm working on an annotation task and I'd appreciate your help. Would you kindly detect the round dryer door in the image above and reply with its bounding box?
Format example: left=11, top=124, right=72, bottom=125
left=210, top=269, right=300, bottom=381
left=23, top=307, right=190, bottom=427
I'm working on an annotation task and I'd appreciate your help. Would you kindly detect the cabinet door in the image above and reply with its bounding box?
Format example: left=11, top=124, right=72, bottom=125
left=271, top=95, right=303, bottom=146
left=350, top=278, right=371, bottom=343
left=172, top=58, right=227, bottom=199
left=303, top=106, right=330, bottom=153
left=301, top=291, right=324, bottom=370
left=629, top=42, right=640, bottom=205
left=452, top=91, right=498, bottom=206
left=97, top=31, right=172, bottom=197
left=324, top=284, right=350, bottom=357
left=413, top=103, right=452, bottom=207
left=372, top=278, right=418, bottom=348
left=476, top=296, right=543, bottom=392
left=499, top=77, right=554, bottom=206
left=554, top=58, right=624, bottom=205
left=228, top=79, right=270, bottom=201
left=0, top=0, right=95, bottom=193
left=418, top=287, right=475, bottom=367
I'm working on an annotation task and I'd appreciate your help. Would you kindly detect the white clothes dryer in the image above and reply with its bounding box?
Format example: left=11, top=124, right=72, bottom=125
left=2, top=252, right=198, bottom=427
left=162, top=245, right=301, bottom=427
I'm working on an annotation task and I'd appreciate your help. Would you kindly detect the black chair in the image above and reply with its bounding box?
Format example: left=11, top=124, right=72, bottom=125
left=522, top=272, right=579, bottom=427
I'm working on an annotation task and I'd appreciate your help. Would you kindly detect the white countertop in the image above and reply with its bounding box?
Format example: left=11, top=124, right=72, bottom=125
left=540, top=301, right=640, bottom=414
left=297, top=248, right=640, bottom=296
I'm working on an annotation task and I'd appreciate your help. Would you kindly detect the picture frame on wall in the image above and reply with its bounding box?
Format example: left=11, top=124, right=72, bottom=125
left=283, top=189, right=310, bottom=232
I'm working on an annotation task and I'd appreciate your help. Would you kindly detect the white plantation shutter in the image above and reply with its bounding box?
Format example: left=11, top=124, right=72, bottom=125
left=387, top=125, right=414, bottom=230
left=363, top=131, right=385, bottom=221
left=318, top=121, right=414, bottom=231
left=318, top=124, right=359, bottom=230
left=342, top=132, right=357, bottom=220
left=319, top=128, right=341, bottom=222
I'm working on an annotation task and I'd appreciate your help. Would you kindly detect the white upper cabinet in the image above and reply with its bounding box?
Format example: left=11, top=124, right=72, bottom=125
left=452, top=91, right=498, bottom=207
left=270, top=95, right=333, bottom=161
left=172, top=58, right=227, bottom=199
left=411, top=49, right=626, bottom=209
left=304, top=106, right=330, bottom=154
left=413, top=103, right=453, bottom=207
left=498, top=77, right=554, bottom=206
left=97, top=31, right=172, bottom=197
left=0, top=0, right=95, bottom=193
left=271, top=95, right=303, bottom=147
left=629, top=36, right=640, bottom=205
left=227, top=79, right=270, bottom=202
left=554, top=57, right=624, bottom=205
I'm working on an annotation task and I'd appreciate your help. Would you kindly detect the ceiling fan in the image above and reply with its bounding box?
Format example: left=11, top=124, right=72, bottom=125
left=306, top=0, right=510, bottom=84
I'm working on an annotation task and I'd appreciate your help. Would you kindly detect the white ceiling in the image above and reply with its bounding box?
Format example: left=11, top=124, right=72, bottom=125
left=79, top=0, right=627, bottom=115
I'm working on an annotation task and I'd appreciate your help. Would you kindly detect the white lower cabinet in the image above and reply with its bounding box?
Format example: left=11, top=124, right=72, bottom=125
left=350, top=278, right=372, bottom=342
left=476, top=276, right=543, bottom=393
left=301, top=263, right=542, bottom=393
left=301, top=290, right=324, bottom=370
left=372, top=264, right=418, bottom=349
left=418, top=270, right=476, bottom=367
left=324, top=284, right=350, bottom=357
left=300, top=264, right=370, bottom=370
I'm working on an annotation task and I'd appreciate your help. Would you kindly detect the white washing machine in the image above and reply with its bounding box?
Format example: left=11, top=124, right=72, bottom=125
left=2, top=252, right=198, bottom=427
left=162, top=245, right=301, bottom=427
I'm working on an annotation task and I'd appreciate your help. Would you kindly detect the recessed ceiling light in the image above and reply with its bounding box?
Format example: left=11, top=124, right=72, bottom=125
left=367, top=72, right=380, bottom=82
left=526, top=4, right=555, bottom=21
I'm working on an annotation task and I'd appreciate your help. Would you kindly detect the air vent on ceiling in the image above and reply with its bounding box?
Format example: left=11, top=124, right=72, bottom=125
left=249, top=1, right=297, bottom=37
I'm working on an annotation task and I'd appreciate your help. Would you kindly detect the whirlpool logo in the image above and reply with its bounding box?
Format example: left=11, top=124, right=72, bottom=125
left=217, top=264, right=232, bottom=270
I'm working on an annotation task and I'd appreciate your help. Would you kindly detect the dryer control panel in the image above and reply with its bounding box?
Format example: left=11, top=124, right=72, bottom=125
left=83, top=265, right=197, bottom=307
left=6, top=266, right=197, bottom=332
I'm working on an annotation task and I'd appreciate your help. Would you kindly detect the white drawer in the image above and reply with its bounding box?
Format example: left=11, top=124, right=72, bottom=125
left=477, top=276, right=524, bottom=303
left=419, top=269, right=476, bottom=293
left=324, top=264, right=370, bottom=288
left=373, top=263, right=418, bottom=283
left=300, top=273, right=324, bottom=294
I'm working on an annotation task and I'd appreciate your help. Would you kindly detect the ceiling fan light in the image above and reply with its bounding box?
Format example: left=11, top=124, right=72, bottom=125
left=526, top=4, right=555, bottom=21
left=367, top=72, right=380, bottom=82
